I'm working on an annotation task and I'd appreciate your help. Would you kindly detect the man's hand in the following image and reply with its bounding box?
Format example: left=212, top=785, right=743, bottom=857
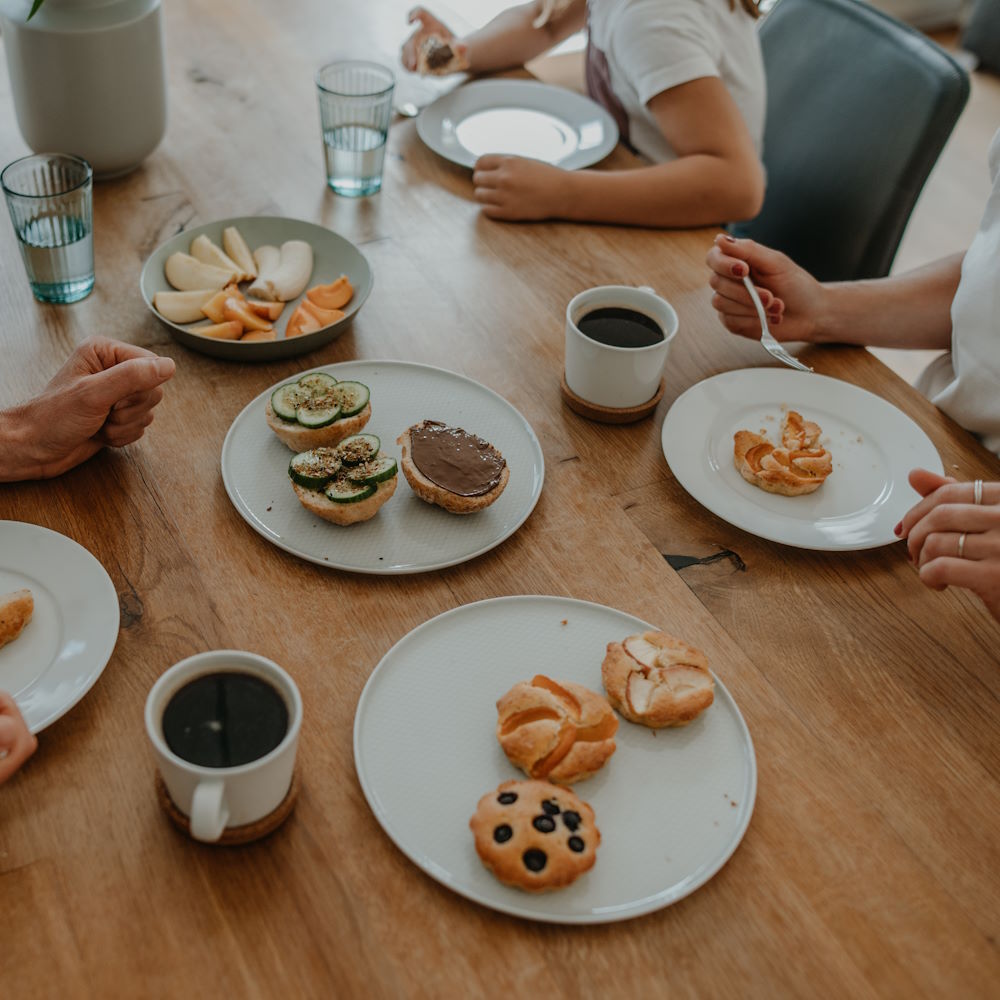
left=472, top=155, right=567, bottom=221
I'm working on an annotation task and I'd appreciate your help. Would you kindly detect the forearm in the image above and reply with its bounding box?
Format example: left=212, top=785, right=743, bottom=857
left=814, top=253, right=963, bottom=349
left=463, top=2, right=584, bottom=73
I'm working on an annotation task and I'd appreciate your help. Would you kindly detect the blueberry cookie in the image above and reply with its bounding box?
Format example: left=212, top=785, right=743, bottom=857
left=469, top=779, right=600, bottom=892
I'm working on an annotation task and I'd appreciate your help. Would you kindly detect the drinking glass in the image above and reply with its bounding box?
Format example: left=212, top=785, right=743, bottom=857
left=1, top=153, right=95, bottom=304
left=316, top=61, right=395, bottom=197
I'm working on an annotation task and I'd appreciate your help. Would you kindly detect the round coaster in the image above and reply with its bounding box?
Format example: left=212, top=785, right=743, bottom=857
left=155, top=770, right=300, bottom=846
left=560, top=374, right=665, bottom=424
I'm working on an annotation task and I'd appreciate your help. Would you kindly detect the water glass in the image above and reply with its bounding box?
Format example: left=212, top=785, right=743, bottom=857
left=1, top=153, right=94, bottom=304
left=316, top=61, right=395, bottom=197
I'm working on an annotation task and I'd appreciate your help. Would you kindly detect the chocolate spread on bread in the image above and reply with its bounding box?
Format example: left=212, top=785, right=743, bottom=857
left=410, top=421, right=505, bottom=497
left=424, top=38, right=455, bottom=71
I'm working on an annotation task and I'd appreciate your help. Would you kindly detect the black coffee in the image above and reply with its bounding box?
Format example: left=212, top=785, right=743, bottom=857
left=577, top=307, right=664, bottom=349
left=162, top=671, right=289, bottom=768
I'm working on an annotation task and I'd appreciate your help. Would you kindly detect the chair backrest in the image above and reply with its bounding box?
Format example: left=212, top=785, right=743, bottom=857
left=730, top=0, right=969, bottom=282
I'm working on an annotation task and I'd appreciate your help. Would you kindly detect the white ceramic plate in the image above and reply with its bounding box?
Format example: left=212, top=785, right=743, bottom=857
left=0, top=522, right=119, bottom=733
left=354, top=595, right=755, bottom=924
left=221, top=360, right=544, bottom=574
left=140, top=216, right=373, bottom=362
left=662, top=369, right=943, bottom=550
left=417, top=80, right=618, bottom=170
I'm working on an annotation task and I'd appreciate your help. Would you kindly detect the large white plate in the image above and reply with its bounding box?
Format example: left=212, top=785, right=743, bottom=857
left=417, top=79, right=618, bottom=170
left=0, top=522, right=119, bottom=733
left=221, top=360, right=545, bottom=574
left=354, top=596, right=755, bottom=924
left=662, top=369, right=943, bottom=550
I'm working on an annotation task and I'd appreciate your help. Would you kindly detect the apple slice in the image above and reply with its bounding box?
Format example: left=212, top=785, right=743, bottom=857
left=190, top=234, right=245, bottom=280
left=623, top=634, right=661, bottom=668
left=153, top=289, right=215, bottom=324
left=223, top=297, right=273, bottom=333
left=625, top=672, right=656, bottom=715
left=222, top=226, right=257, bottom=280
left=164, top=252, right=235, bottom=291
left=192, top=320, right=242, bottom=340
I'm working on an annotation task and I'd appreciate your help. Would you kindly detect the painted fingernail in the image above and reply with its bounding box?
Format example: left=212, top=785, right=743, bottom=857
left=732, top=264, right=747, bottom=277
left=721, top=234, right=736, bottom=243
left=893, top=521, right=902, bottom=536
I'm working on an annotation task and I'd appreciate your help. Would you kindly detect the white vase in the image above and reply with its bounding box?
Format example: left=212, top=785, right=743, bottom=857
left=0, top=0, right=166, bottom=178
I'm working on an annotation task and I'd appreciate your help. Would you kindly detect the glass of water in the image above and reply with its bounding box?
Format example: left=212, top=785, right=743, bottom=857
left=316, top=61, right=395, bottom=197
left=1, top=153, right=94, bottom=304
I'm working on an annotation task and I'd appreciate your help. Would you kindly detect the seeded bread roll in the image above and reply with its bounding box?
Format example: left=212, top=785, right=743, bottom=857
left=0, top=589, right=33, bottom=650
left=266, top=400, right=371, bottom=452
left=291, top=467, right=397, bottom=526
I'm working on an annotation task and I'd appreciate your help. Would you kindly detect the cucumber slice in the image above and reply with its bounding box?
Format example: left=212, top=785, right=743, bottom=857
left=330, top=381, right=370, bottom=418
left=348, top=455, right=397, bottom=486
left=298, top=372, right=338, bottom=393
left=337, top=433, right=380, bottom=465
left=324, top=476, right=376, bottom=504
left=296, top=397, right=342, bottom=429
left=289, top=448, right=342, bottom=488
left=271, top=383, right=308, bottom=422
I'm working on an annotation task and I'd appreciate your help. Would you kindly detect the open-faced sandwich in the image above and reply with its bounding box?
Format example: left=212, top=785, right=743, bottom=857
left=266, top=372, right=372, bottom=451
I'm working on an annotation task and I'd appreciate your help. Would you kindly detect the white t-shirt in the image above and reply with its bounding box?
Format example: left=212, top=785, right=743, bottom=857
left=916, top=127, right=1000, bottom=458
left=586, top=0, right=765, bottom=164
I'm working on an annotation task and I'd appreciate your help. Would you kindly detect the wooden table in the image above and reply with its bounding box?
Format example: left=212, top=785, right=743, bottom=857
left=3, top=2, right=999, bottom=996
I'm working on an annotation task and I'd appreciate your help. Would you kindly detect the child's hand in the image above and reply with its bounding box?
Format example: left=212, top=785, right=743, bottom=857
left=0, top=692, right=37, bottom=784
left=472, top=155, right=566, bottom=221
left=401, top=7, right=468, bottom=74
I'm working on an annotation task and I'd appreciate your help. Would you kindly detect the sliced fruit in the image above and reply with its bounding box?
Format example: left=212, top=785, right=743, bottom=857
left=223, top=297, right=273, bottom=332
left=296, top=397, right=342, bottom=428
left=337, top=433, right=380, bottom=465
left=192, top=320, right=242, bottom=340
left=297, top=372, right=338, bottom=393
left=300, top=299, right=346, bottom=327
left=626, top=672, right=656, bottom=715
left=201, top=289, right=230, bottom=324
left=164, top=252, right=236, bottom=291
left=285, top=302, right=323, bottom=338
left=347, top=455, right=397, bottom=486
left=246, top=299, right=284, bottom=321
left=153, top=289, right=215, bottom=324
left=624, top=634, right=660, bottom=668
left=330, top=380, right=369, bottom=417
left=248, top=240, right=313, bottom=302
left=222, top=225, right=257, bottom=280
left=252, top=244, right=281, bottom=278
left=241, top=329, right=276, bottom=342
left=306, top=275, right=353, bottom=311
left=271, top=383, right=310, bottom=421
left=190, top=234, right=244, bottom=278
left=324, top=476, right=376, bottom=504
left=289, top=448, right=342, bottom=488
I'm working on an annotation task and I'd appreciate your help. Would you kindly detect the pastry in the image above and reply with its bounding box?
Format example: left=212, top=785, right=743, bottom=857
left=397, top=421, right=509, bottom=514
left=288, top=435, right=397, bottom=526
left=470, top=779, right=600, bottom=892
left=416, top=36, right=468, bottom=75
left=734, top=410, right=833, bottom=496
left=266, top=372, right=371, bottom=451
left=496, top=675, right=617, bottom=783
left=602, top=631, right=714, bottom=728
left=0, top=588, right=33, bottom=650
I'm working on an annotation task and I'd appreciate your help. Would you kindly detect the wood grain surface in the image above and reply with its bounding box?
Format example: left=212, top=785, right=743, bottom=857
left=2, top=2, right=999, bottom=997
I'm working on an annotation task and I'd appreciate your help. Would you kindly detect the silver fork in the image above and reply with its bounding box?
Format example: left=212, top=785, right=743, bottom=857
left=742, top=275, right=813, bottom=373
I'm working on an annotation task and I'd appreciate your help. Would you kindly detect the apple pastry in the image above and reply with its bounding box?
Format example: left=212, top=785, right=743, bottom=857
left=734, top=410, right=833, bottom=497
left=496, top=675, right=617, bottom=784
left=602, top=631, right=714, bottom=728
left=0, top=588, right=33, bottom=651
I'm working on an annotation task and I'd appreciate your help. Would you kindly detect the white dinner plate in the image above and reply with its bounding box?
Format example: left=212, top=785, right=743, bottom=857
left=662, top=369, right=943, bottom=550
left=354, top=595, right=756, bottom=924
left=221, top=360, right=545, bottom=574
left=417, top=79, right=618, bottom=170
left=0, top=522, right=120, bottom=733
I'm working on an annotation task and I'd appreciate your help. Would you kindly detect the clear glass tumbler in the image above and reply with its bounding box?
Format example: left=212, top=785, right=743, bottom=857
left=1, top=153, right=95, bottom=304
left=316, top=61, right=395, bottom=197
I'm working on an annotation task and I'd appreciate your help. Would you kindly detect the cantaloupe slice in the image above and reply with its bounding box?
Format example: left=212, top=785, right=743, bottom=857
left=223, top=297, right=273, bottom=332
left=246, top=300, right=284, bottom=321
left=306, top=275, right=353, bottom=311
left=285, top=303, right=322, bottom=338
left=241, top=328, right=277, bottom=342
left=201, top=289, right=230, bottom=324
left=193, top=321, right=242, bottom=340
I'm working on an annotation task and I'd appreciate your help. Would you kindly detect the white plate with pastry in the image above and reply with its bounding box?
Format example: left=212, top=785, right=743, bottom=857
left=221, top=360, right=544, bottom=574
left=354, top=595, right=755, bottom=924
left=662, top=369, right=943, bottom=550
left=0, top=521, right=120, bottom=733
left=417, top=80, right=618, bottom=170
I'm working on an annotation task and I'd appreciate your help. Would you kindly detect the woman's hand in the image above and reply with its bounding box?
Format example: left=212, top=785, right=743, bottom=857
left=401, top=7, right=469, bottom=74
left=472, top=155, right=567, bottom=221
left=897, top=469, right=1000, bottom=621
left=0, top=692, right=37, bottom=784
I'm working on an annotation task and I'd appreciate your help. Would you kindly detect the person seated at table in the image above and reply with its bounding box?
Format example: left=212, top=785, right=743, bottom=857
left=0, top=335, right=175, bottom=784
left=401, top=0, right=766, bottom=227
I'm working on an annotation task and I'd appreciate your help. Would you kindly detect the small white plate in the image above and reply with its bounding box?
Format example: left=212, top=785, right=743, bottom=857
left=0, top=522, right=119, bottom=733
left=417, top=79, right=618, bottom=170
left=662, top=369, right=943, bottom=550
left=354, top=595, right=755, bottom=924
left=221, top=360, right=545, bottom=574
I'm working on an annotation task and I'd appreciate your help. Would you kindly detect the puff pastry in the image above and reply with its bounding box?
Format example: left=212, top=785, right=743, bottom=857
left=0, top=589, right=33, bottom=650
left=496, top=675, right=617, bottom=784
left=602, top=631, right=714, bottom=728
left=734, top=410, right=833, bottom=496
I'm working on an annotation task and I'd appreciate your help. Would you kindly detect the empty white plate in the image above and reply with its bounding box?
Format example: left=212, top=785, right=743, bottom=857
left=0, top=521, right=119, bottom=733
left=417, top=79, right=618, bottom=169
left=354, top=595, right=756, bottom=924
left=662, top=369, right=943, bottom=550
left=221, top=360, right=545, bottom=574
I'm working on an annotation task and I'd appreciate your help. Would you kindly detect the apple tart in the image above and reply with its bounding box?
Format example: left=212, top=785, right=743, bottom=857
left=734, top=410, right=833, bottom=497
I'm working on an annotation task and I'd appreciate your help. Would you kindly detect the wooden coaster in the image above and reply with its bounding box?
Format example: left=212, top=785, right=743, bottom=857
left=155, top=770, right=299, bottom=846
left=560, top=374, right=665, bottom=424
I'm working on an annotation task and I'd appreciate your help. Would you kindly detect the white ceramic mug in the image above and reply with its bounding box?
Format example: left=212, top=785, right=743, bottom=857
left=565, top=285, right=679, bottom=409
left=145, top=650, right=302, bottom=843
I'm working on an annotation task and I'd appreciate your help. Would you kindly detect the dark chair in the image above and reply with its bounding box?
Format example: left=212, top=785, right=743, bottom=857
left=729, top=0, right=970, bottom=282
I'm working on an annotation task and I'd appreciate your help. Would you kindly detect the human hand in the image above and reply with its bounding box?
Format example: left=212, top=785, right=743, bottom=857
left=706, top=234, right=828, bottom=343
left=401, top=7, right=469, bottom=74
left=1, top=335, right=175, bottom=482
left=472, top=155, right=567, bottom=221
left=0, top=691, right=37, bottom=784
left=897, top=469, right=1000, bottom=621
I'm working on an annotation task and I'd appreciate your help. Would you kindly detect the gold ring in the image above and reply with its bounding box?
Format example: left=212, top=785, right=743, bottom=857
left=958, top=532, right=967, bottom=559
left=974, top=480, right=983, bottom=505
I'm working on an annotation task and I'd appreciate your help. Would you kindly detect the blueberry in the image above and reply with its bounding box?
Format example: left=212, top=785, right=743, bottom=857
left=523, top=848, right=547, bottom=872
left=562, top=810, right=581, bottom=831
left=541, top=800, right=560, bottom=816
left=568, top=836, right=585, bottom=853
left=497, top=791, right=518, bottom=805
left=532, top=815, right=556, bottom=833
left=493, top=824, right=513, bottom=843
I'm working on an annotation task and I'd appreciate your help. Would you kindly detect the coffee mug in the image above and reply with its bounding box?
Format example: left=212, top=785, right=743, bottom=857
left=145, top=650, right=302, bottom=843
left=565, top=285, right=679, bottom=409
